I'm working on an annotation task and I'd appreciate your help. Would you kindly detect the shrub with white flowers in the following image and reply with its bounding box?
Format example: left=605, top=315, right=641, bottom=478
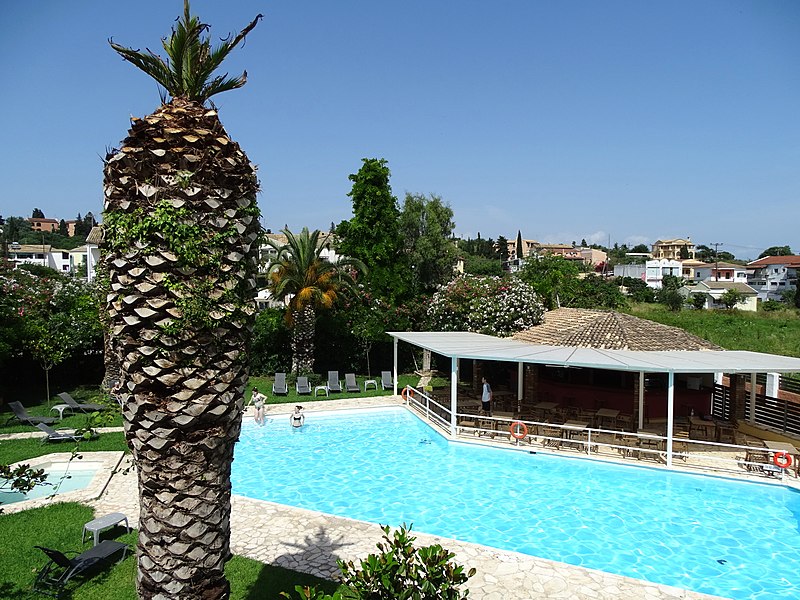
left=427, top=275, right=544, bottom=336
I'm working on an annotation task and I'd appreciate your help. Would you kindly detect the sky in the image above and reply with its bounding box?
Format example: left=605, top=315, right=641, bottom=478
left=1, top=1, right=798, bottom=261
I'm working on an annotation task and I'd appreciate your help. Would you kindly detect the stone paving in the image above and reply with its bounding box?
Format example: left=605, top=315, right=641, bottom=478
left=70, top=396, right=726, bottom=600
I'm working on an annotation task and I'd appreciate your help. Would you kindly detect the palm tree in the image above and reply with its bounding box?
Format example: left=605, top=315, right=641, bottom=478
left=267, top=228, right=365, bottom=373
left=101, top=3, right=261, bottom=598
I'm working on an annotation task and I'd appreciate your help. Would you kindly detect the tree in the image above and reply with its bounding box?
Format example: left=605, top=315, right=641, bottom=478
left=516, top=230, right=524, bottom=260
left=0, top=267, right=102, bottom=398
left=102, top=3, right=262, bottom=598
left=463, top=254, right=503, bottom=276
left=32, top=208, right=45, bottom=219
left=620, top=277, right=655, bottom=303
left=495, top=235, right=509, bottom=263
left=679, top=244, right=690, bottom=259
left=758, top=245, right=793, bottom=259
left=267, top=228, right=364, bottom=373
left=720, top=288, right=745, bottom=310
left=657, top=275, right=684, bottom=311
left=695, top=245, right=714, bottom=263
left=73, top=212, right=91, bottom=238
left=58, top=219, right=68, bottom=236
left=517, top=254, right=580, bottom=310
left=398, top=193, right=457, bottom=295
left=690, top=292, right=708, bottom=310
left=337, top=158, right=406, bottom=303
left=561, top=274, right=627, bottom=309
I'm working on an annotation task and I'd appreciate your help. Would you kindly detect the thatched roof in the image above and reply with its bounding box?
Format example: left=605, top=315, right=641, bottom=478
left=513, top=308, right=722, bottom=351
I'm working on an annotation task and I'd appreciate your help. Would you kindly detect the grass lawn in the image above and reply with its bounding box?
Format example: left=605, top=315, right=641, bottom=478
left=2, top=372, right=417, bottom=439
left=246, top=372, right=418, bottom=405
left=0, top=502, right=342, bottom=599
left=0, top=432, right=129, bottom=465
left=625, top=303, right=800, bottom=359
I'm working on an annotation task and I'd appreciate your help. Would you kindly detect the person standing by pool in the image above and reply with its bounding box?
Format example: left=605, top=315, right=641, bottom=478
left=252, top=386, right=267, bottom=425
left=481, top=376, right=492, bottom=414
left=290, top=405, right=305, bottom=428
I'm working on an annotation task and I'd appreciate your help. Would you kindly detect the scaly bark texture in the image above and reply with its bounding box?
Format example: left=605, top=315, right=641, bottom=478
left=101, top=98, right=259, bottom=600
left=290, top=306, right=315, bottom=373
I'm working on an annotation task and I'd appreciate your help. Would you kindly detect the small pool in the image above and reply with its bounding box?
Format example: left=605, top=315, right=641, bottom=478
left=232, top=407, right=800, bottom=599
left=0, top=462, right=102, bottom=505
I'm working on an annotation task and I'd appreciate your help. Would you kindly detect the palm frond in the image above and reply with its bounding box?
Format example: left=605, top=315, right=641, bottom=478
left=109, top=0, right=262, bottom=103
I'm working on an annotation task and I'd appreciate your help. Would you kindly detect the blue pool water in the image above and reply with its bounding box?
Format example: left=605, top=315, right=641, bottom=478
left=0, top=464, right=98, bottom=504
left=231, top=407, right=800, bottom=599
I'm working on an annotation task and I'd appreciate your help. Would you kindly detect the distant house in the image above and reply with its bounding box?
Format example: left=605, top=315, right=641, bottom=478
left=685, top=281, right=758, bottom=312
left=503, top=240, right=606, bottom=271
left=27, top=217, right=59, bottom=233
left=8, top=243, right=71, bottom=272
left=614, top=259, right=682, bottom=288
left=692, top=262, right=748, bottom=284
left=746, top=255, right=800, bottom=301
left=679, top=259, right=706, bottom=280
left=652, top=238, right=695, bottom=260
left=85, top=226, right=103, bottom=282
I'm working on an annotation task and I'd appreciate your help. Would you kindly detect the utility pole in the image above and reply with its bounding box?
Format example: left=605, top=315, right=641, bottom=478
left=710, top=242, right=723, bottom=281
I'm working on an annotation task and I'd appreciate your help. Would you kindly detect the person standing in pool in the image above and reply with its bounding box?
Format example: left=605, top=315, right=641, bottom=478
left=290, top=405, right=305, bottom=428
left=252, top=386, right=267, bottom=426
left=481, top=376, right=492, bottom=414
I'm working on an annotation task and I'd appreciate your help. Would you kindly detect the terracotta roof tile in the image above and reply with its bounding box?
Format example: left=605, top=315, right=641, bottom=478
left=513, top=308, right=721, bottom=351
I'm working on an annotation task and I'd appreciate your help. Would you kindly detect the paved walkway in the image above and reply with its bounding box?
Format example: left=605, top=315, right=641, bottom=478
left=80, top=397, right=724, bottom=600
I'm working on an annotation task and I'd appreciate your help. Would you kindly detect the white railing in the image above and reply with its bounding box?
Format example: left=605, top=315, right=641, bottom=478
left=451, top=412, right=793, bottom=480
left=404, top=386, right=452, bottom=433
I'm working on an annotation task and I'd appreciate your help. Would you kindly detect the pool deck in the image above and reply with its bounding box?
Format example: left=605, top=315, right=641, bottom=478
left=73, top=396, right=729, bottom=600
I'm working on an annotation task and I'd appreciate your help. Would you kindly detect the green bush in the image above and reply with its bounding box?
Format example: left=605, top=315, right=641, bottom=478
left=761, top=299, right=785, bottom=312
left=284, top=525, right=475, bottom=600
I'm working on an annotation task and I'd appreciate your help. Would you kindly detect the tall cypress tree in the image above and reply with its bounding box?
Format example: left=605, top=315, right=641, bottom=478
left=337, top=158, right=408, bottom=302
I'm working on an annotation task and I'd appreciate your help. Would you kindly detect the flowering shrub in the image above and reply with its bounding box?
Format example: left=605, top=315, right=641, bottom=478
left=0, top=265, right=102, bottom=368
left=427, top=275, right=544, bottom=336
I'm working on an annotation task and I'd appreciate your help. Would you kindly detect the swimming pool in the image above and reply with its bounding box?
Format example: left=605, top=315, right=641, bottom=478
left=0, top=462, right=101, bottom=505
left=231, top=407, right=800, bottom=599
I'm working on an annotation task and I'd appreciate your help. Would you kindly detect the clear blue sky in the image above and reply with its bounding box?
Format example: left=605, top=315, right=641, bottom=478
left=1, top=1, right=798, bottom=260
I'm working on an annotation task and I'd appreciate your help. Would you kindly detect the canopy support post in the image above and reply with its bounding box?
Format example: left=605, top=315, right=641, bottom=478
left=451, top=355, right=458, bottom=436
left=666, top=371, right=674, bottom=468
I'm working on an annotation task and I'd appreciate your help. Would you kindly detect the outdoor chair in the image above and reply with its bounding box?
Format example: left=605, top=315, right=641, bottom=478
left=33, top=541, right=128, bottom=597
left=272, top=373, right=288, bottom=395
left=57, top=392, right=108, bottom=413
left=7, top=401, right=56, bottom=426
left=36, top=423, right=82, bottom=443
left=344, top=373, right=360, bottom=393
left=380, top=371, right=393, bottom=390
left=327, top=371, right=342, bottom=393
left=296, top=376, right=311, bottom=395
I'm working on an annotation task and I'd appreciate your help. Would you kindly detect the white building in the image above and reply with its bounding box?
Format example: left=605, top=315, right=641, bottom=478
left=8, top=243, right=71, bottom=273
left=686, top=281, right=758, bottom=312
left=746, top=255, right=800, bottom=301
left=692, top=262, right=748, bottom=284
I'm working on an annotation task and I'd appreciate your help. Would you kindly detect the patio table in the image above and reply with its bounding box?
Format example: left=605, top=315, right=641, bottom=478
left=687, top=416, right=715, bottom=440
left=595, top=408, right=620, bottom=430
left=561, top=420, right=590, bottom=452
left=50, top=404, right=73, bottom=420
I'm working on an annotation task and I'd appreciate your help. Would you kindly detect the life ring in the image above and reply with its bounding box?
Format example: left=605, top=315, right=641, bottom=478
left=773, top=451, right=792, bottom=469
left=509, top=421, right=528, bottom=440
left=401, top=387, right=414, bottom=401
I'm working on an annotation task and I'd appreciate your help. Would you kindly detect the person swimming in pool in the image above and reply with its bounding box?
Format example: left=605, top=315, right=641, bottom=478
left=290, top=405, right=305, bottom=428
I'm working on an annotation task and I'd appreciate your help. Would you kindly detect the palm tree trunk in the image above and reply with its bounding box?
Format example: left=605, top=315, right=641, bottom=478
left=291, top=307, right=315, bottom=373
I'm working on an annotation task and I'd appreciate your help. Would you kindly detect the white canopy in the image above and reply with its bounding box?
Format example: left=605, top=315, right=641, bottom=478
left=388, top=331, right=800, bottom=374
